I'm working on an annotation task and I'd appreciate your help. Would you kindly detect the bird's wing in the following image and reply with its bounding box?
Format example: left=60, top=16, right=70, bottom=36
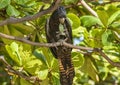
left=45, top=18, right=58, bottom=58
left=64, top=18, right=73, bottom=44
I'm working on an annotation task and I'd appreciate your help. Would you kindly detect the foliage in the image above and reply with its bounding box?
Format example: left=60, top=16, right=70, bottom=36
left=0, top=0, right=120, bottom=85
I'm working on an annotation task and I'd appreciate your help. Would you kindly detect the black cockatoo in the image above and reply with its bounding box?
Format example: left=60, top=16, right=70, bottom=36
left=45, top=6, right=75, bottom=85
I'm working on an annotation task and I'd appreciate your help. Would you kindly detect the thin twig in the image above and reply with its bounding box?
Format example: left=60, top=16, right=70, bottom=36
left=94, top=48, right=120, bottom=68
left=0, top=0, right=61, bottom=26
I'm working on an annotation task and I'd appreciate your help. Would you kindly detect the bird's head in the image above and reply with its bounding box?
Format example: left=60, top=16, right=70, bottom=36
left=52, top=6, right=66, bottom=24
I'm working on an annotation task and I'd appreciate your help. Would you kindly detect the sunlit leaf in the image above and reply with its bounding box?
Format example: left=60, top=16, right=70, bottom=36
left=38, top=69, right=48, bottom=80
left=7, top=5, right=20, bottom=16
left=102, top=30, right=112, bottom=46
left=97, top=10, right=109, bottom=27
left=67, top=13, right=81, bottom=29
left=72, top=52, right=84, bottom=68
left=0, top=25, right=13, bottom=44
left=15, top=0, right=30, bottom=5
left=52, top=72, right=60, bottom=85
left=9, top=25, right=23, bottom=36
left=11, top=24, right=33, bottom=34
left=25, top=59, right=43, bottom=75
left=80, top=15, right=103, bottom=27
left=112, top=31, right=120, bottom=42
left=20, top=78, right=32, bottom=85
left=90, top=29, right=104, bottom=47
left=0, top=0, right=10, bottom=9
left=106, top=5, right=118, bottom=17
left=33, top=50, right=47, bottom=65
left=5, top=42, right=22, bottom=66
left=108, top=10, right=120, bottom=26
left=64, top=0, right=78, bottom=4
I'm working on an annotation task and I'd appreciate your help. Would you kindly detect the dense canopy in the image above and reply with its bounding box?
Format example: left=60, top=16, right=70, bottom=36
left=0, top=0, right=120, bottom=85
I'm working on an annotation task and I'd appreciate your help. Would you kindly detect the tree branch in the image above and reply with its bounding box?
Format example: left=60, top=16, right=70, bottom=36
left=0, top=30, right=120, bottom=75
left=80, top=0, right=98, bottom=17
left=0, top=56, right=41, bottom=83
left=0, top=32, right=93, bottom=51
left=0, top=32, right=120, bottom=68
left=0, top=0, right=61, bottom=26
left=94, top=48, right=120, bottom=68
left=63, top=42, right=93, bottom=51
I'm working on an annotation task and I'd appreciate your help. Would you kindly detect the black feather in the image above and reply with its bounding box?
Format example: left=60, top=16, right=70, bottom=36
left=45, top=6, right=75, bottom=85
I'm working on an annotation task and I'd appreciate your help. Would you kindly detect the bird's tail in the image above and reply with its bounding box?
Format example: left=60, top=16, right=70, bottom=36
left=58, top=54, right=75, bottom=85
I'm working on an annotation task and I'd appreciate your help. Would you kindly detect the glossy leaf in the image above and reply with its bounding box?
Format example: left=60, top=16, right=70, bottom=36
left=107, top=10, right=120, bottom=26
left=80, top=15, right=103, bottom=27
left=0, top=25, right=13, bottom=44
left=24, top=59, right=43, bottom=75
left=11, top=24, right=33, bottom=34
left=14, top=0, right=30, bottom=5
left=90, top=29, right=104, bottom=47
left=38, top=69, right=48, bottom=80
left=112, top=31, right=120, bottom=42
left=97, top=10, right=109, bottom=27
left=102, top=30, right=112, bottom=46
left=64, top=0, right=78, bottom=4
left=33, top=50, right=47, bottom=65
left=5, top=42, right=22, bottom=66
left=67, top=13, right=81, bottom=29
left=72, top=52, right=84, bottom=68
left=52, top=72, right=60, bottom=85
left=7, top=5, right=20, bottom=16
left=0, top=0, right=10, bottom=9
left=20, top=78, right=32, bottom=85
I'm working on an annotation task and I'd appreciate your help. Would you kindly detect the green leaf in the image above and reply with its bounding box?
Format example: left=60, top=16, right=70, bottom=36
left=80, top=56, right=99, bottom=82
left=64, top=0, right=78, bottom=4
left=20, top=78, right=32, bottom=85
left=7, top=5, right=20, bottom=16
left=107, top=10, right=120, bottom=26
left=106, top=5, right=118, bottom=17
left=0, top=25, right=13, bottom=44
left=0, top=0, right=10, bottom=9
left=67, top=13, right=80, bottom=29
left=38, top=69, right=48, bottom=80
left=97, top=10, right=109, bottom=27
left=5, top=42, right=22, bottom=66
left=72, top=52, right=84, bottom=68
left=59, top=24, right=65, bottom=34
left=40, top=78, right=49, bottom=85
left=24, top=59, right=43, bottom=75
left=90, top=29, right=103, bottom=47
left=112, top=31, right=120, bottom=42
left=110, top=23, right=120, bottom=34
left=33, top=50, right=47, bottom=65
left=52, top=72, right=60, bottom=85
left=80, top=15, right=103, bottom=27
left=11, top=24, right=34, bottom=34
left=9, top=25, right=23, bottom=36
left=72, top=26, right=84, bottom=37
left=102, top=30, right=112, bottom=46
left=14, top=0, right=30, bottom=5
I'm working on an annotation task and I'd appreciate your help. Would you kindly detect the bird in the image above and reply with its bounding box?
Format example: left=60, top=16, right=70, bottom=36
left=45, top=6, right=75, bottom=85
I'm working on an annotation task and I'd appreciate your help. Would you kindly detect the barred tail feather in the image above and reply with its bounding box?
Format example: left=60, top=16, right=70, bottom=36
left=58, top=56, right=75, bottom=85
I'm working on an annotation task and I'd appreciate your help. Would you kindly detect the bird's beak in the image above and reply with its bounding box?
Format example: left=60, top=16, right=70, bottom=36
left=59, top=18, right=65, bottom=24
